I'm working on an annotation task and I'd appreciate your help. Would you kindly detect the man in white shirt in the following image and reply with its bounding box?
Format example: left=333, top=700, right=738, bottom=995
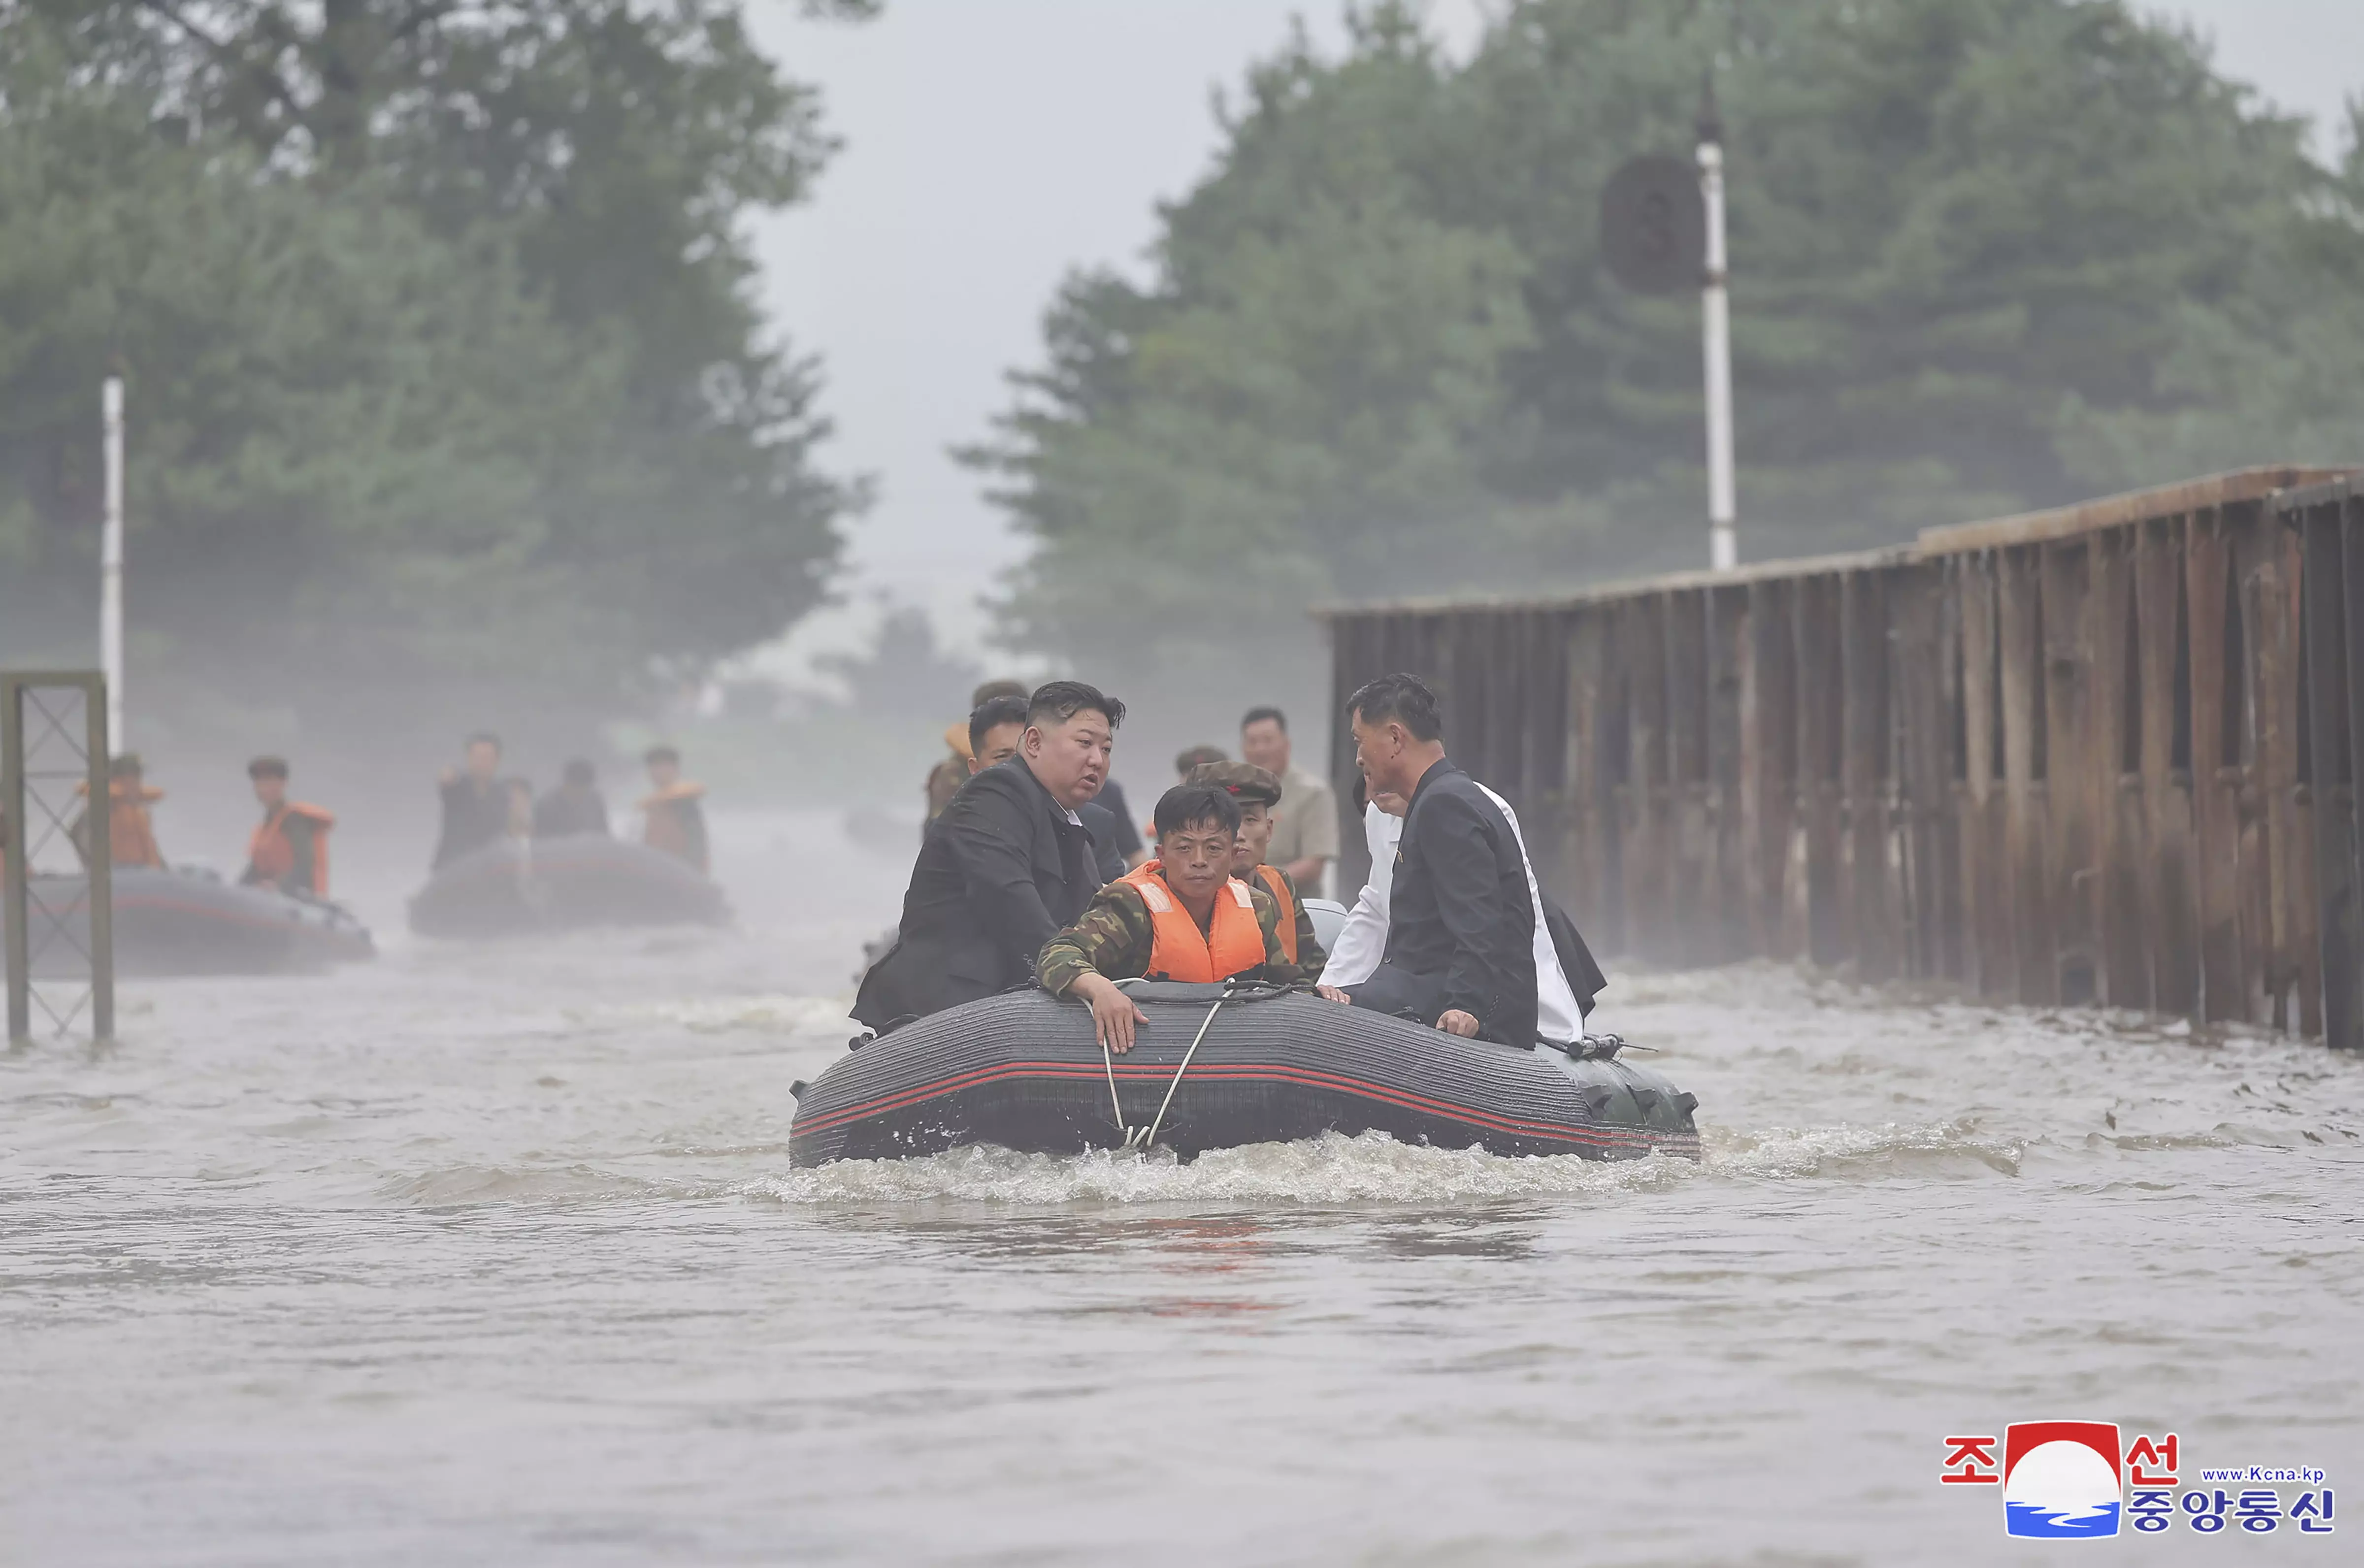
left=1322, top=783, right=1592, bottom=1045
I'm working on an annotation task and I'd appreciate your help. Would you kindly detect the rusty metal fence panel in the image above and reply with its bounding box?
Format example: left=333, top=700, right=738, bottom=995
left=1320, top=465, right=2362, bottom=1046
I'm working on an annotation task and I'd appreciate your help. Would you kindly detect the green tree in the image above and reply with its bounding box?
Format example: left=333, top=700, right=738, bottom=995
left=0, top=1, right=868, bottom=730
left=977, top=0, right=2364, bottom=732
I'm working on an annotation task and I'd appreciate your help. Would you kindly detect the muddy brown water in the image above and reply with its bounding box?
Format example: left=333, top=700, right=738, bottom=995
left=4, top=810, right=2362, bottom=1565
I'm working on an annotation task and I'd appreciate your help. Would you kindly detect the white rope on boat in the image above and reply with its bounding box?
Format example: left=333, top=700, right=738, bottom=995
left=1141, top=998, right=1225, bottom=1152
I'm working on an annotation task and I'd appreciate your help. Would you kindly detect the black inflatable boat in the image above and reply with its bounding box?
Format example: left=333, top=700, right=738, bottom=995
left=407, top=835, right=730, bottom=939
left=7, top=866, right=375, bottom=976
left=789, top=981, right=1700, bottom=1166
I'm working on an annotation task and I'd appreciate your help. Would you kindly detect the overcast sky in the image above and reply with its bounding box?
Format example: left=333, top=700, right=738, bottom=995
left=744, top=0, right=2364, bottom=675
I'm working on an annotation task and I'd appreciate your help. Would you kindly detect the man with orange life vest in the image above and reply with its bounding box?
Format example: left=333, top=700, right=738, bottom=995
left=1185, top=760, right=1327, bottom=975
left=1036, top=784, right=1309, bottom=1053
left=240, top=756, right=334, bottom=898
left=639, top=745, right=709, bottom=873
left=71, top=754, right=166, bottom=869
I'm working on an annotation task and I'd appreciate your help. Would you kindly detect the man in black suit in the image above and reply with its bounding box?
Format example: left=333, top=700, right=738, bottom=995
left=854, top=681, right=1124, bottom=1032
left=1316, top=672, right=1538, bottom=1047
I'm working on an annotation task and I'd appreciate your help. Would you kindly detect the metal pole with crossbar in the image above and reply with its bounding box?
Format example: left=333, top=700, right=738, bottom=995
left=2, top=671, right=115, bottom=1045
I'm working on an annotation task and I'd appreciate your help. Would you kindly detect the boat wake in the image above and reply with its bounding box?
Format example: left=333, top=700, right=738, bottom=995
left=743, top=1118, right=2023, bottom=1207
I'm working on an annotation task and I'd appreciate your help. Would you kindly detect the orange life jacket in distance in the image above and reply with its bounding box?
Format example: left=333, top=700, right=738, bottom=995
left=1121, top=861, right=1266, bottom=983
left=249, top=802, right=334, bottom=895
left=86, top=780, right=166, bottom=867
left=1250, top=863, right=1298, bottom=963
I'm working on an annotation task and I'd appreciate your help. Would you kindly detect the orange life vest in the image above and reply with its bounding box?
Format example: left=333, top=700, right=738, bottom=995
left=249, top=802, right=334, bottom=895
left=1121, top=861, right=1266, bottom=982
left=78, top=780, right=165, bottom=867
left=1250, top=863, right=1298, bottom=963
left=640, top=781, right=707, bottom=871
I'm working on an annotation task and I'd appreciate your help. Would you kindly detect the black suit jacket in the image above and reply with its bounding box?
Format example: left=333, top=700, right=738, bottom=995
left=1379, top=756, right=1539, bottom=1047
left=854, top=756, right=1101, bottom=1030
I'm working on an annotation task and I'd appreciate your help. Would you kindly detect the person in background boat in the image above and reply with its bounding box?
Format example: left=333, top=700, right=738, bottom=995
left=1314, top=673, right=1536, bottom=1045
left=71, top=753, right=166, bottom=869
left=533, top=759, right=610, bottom=839
left=1322, top=774, right=1604, bottom=1047
left=854, top=681, right=1121, bottom=1033
left=1038, top=784, right=1307, bottom=1053
left=1185, top=760, right=1327, bottom=973
left=926, top=679, right=1031, bottom=827
left=240, top=756, right=334, bottom=898
left=640, top=746, right=709, bottom=873
left=1240, top=706, right=1338, bottom=899
left=433, top=733, right=509, bottom=869
left=503, top=778, right=536, bottom=841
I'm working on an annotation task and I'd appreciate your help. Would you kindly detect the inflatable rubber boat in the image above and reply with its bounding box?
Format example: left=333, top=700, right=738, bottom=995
left=407, top=835, right=730, bottom=939
left=6, top=866, right=374, bottom=976
left=789, top=980, right=1700, bottom=1166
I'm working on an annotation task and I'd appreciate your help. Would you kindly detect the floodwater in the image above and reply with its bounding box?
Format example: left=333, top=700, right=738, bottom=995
left=4, top=808, right=2363, bottom=1566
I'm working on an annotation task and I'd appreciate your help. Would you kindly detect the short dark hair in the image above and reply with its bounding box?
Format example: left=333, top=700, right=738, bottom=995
left=563, top=758, right=596, bottom=787
left=109, top=752, right=145, bottom=778
left=968, top=694, right=1030, bottom=756
left=1174, top=744, right=1227, bottom=776
left=247, top=755, right=289, bottom=780
left=644, top=744, right=680, bottom=766
left=1152, top=784, right=1240, bottom=840
left=466, top=731, right=501, bottom=751
left=1241, top=705, right=1287, bottom=733
left=971, top=678, right=1030, bottom=708
left=1028, top=680, right=1125, bottom=732
left=1346, top=673, right=1443, bottom=742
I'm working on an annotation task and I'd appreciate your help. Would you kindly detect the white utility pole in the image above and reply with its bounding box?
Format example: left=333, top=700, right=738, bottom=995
left=101, top=375, right=125, bottom=754
left=1698, top=82, right=1738, bottom=572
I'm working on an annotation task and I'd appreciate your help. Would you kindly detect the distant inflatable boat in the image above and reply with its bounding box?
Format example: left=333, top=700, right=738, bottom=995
left=6, top=866, right=374, bottom=976
left=788, top=981, right=1700, bottom=1166
left=407, top=835, right=730, bottom=939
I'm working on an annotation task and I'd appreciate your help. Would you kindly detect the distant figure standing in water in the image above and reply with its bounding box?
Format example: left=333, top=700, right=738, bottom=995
left=241, top=756, right=335, bottom=898
left=639, top=746, right=709, bottom=873
left=73, top=753, right=166, bottom=869
left=433, top=733, right=509, bottom=869
left=534, top=759, right=611, bottom=839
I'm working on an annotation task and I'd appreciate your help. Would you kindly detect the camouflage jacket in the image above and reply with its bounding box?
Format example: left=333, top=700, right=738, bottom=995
left=1038, top=876, right=1304, bottom=994
left=1248, top=862, right=1329, bottom=975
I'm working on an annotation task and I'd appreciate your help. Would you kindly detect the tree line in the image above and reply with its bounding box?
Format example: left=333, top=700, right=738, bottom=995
left=973, top=0, right=2364, bottom=724
left=0, top=0, right=871, bottom=733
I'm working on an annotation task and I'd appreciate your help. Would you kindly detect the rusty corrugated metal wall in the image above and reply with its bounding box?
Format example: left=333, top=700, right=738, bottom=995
left=1321, top=466, right=2364, bottom=1044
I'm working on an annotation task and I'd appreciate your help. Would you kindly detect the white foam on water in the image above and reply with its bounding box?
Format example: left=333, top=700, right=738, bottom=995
left=742, top=1117, right=2023, bottom=1208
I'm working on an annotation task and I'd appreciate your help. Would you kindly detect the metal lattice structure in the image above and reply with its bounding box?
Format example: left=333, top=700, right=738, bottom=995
left=2, top=672, right=114, bottom=1044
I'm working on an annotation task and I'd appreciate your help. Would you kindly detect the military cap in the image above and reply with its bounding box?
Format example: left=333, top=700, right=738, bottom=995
left=1187, top=759, right=1282, bottom=806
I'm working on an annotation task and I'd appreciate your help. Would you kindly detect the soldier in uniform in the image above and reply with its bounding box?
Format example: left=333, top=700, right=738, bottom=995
left=1185, top=760, right=1327, bottom=974
left=926, top=679, right=1032, bottom=825
left=1037, top=784, right=1317, bottom=1053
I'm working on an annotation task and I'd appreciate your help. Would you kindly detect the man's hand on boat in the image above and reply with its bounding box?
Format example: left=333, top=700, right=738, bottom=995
left=1071, top=973, right=1150, bottom=1053
left=1436, top=1009, right=1481, bottom=1038
left=1314, top=984, right=1352, bottom=1005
